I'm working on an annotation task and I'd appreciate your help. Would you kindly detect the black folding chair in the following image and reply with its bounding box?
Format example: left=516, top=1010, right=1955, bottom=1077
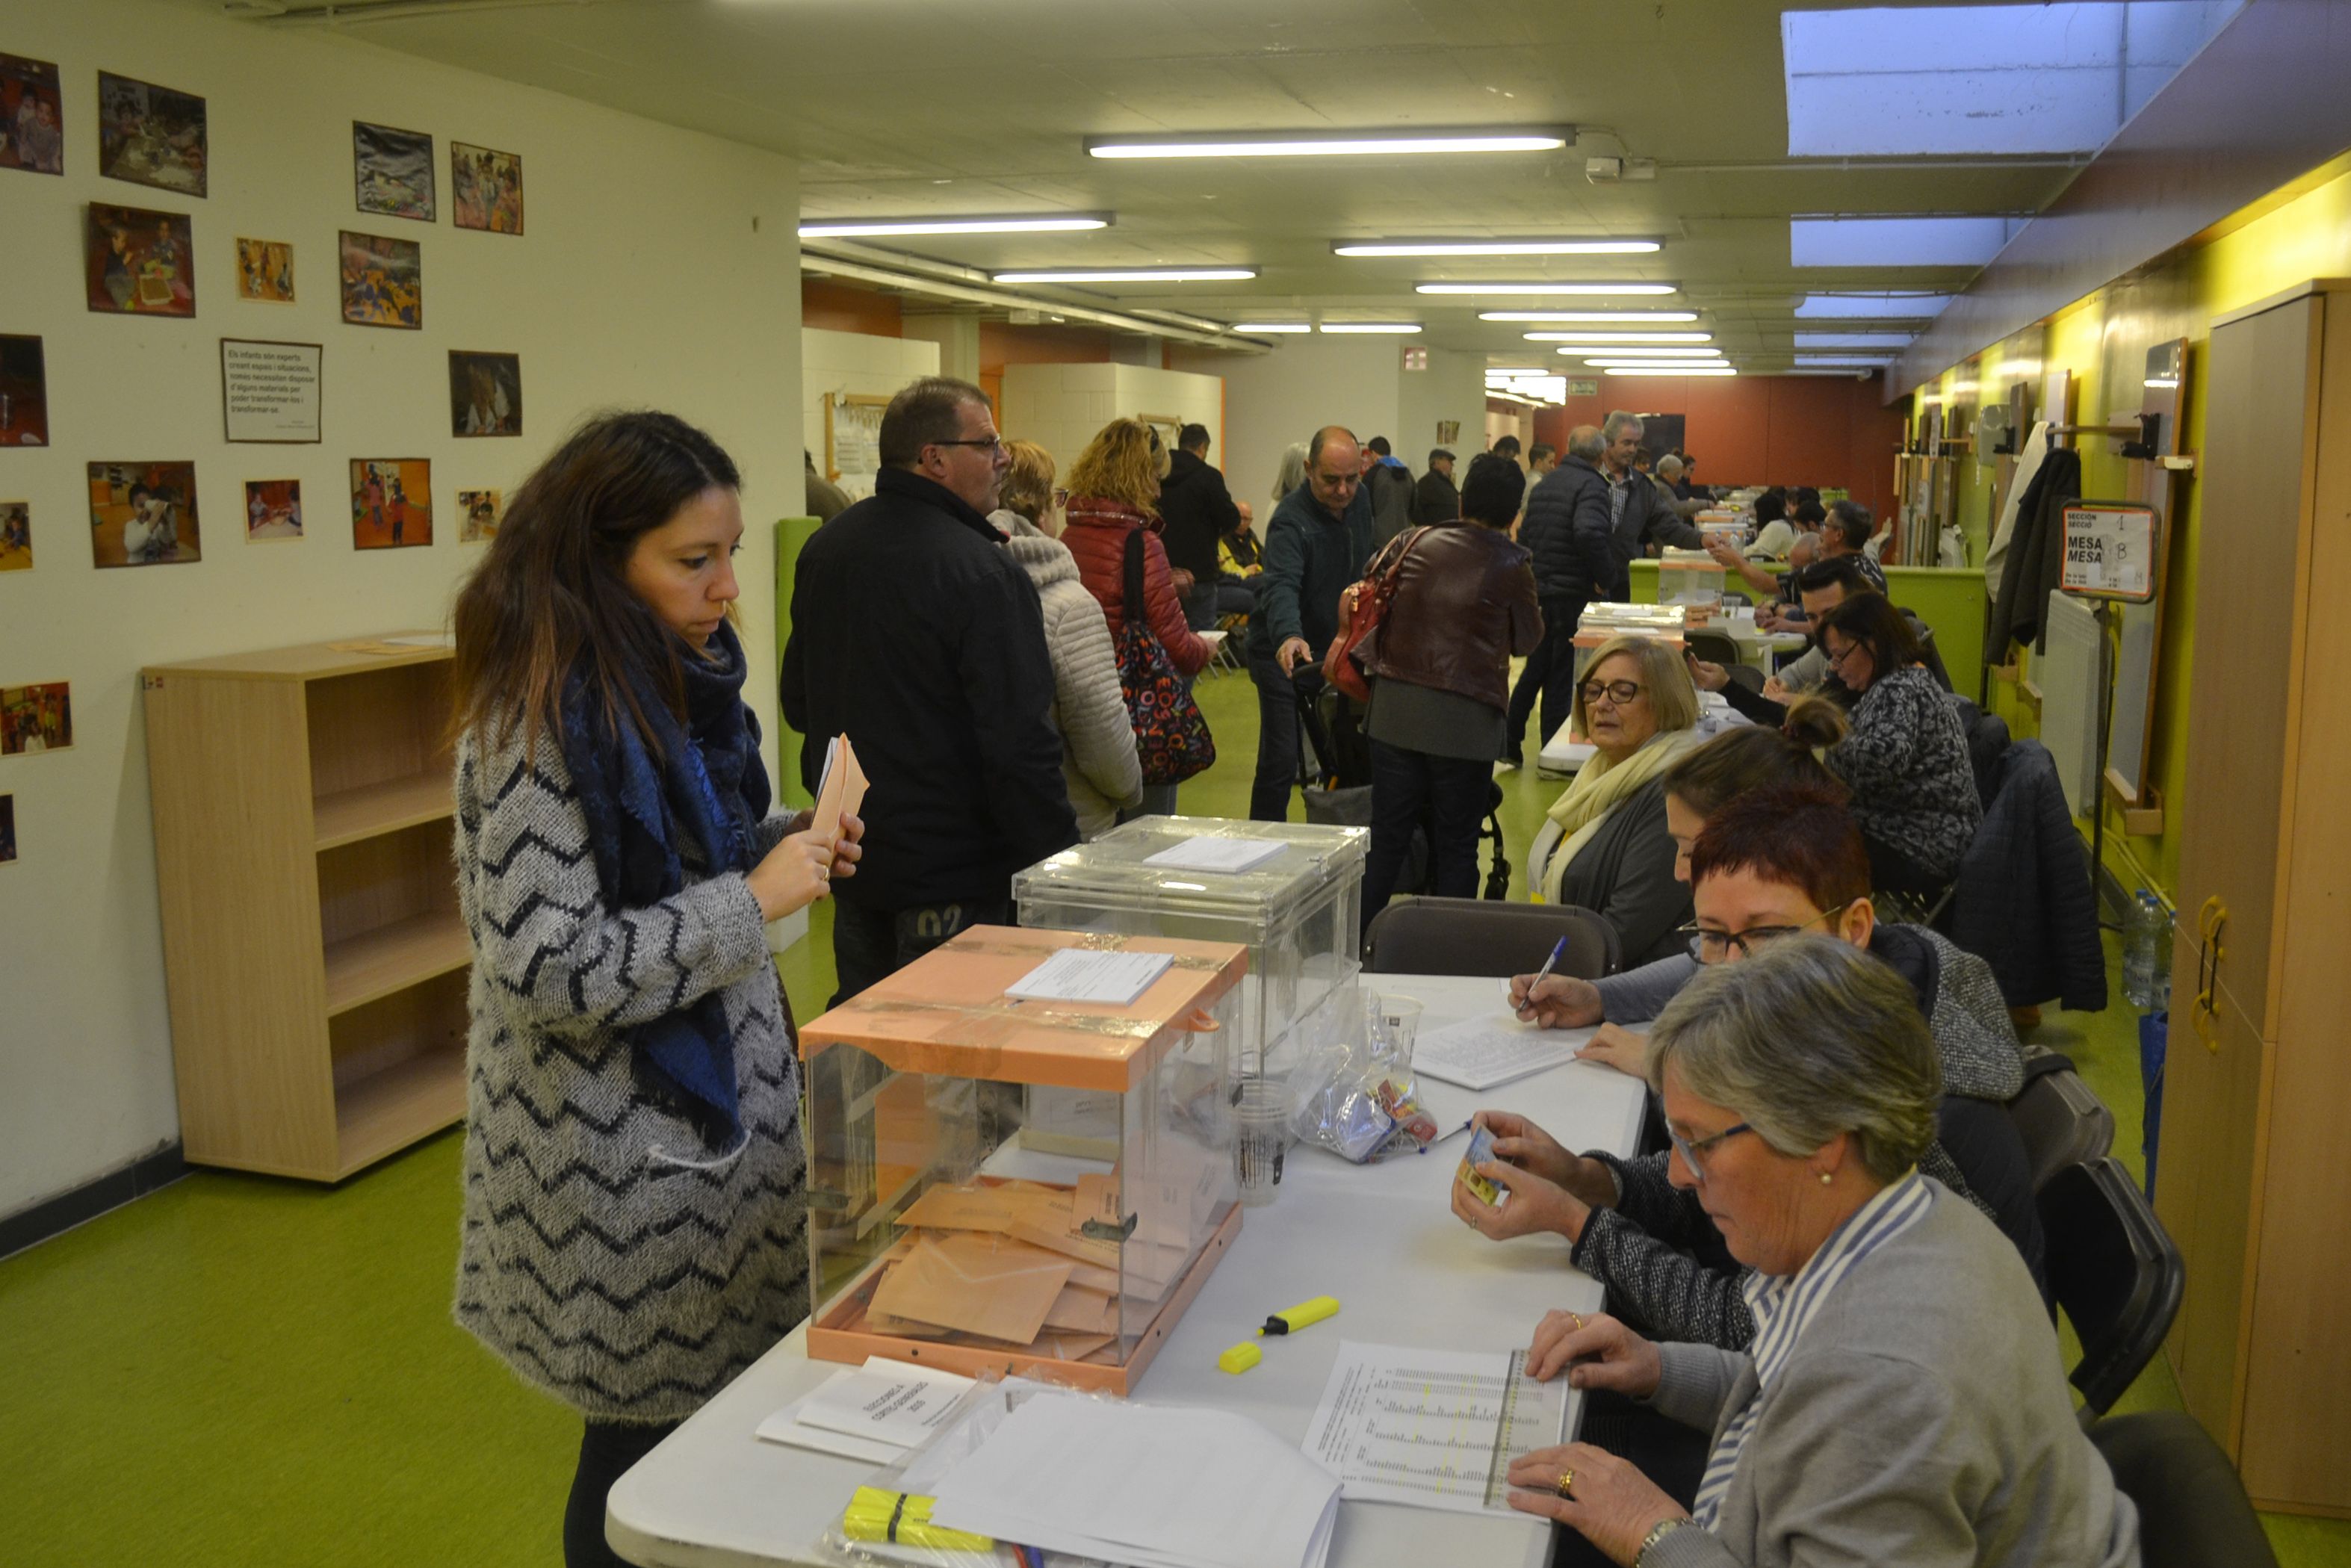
left=1363, top=898, right=1620, bottom=979
left=2090, top=1411, right=2280, bottom=1568
left=2007, top=1047, right=2116, bottom=1192
left=2039, top=1156, right=2184, bottom=1420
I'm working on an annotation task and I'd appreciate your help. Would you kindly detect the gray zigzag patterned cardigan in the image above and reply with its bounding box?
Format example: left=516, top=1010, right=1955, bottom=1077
left=452, top=725, right=809, bottom=1424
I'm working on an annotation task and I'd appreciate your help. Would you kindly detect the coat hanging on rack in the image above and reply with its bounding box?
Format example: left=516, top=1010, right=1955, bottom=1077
left=1987, top=444, right=2083, bottom=656
left=1982, top=420, right=2054, bottom=598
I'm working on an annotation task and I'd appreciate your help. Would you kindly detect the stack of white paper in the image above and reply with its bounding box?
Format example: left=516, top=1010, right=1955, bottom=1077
left=1414, top=1016, right=1590, bottom=1091
left=755, top=1359, right=975, bottom=1463
left=925, top=1395, right=1341, bottom=1568
left=1143, top=835, right=1288, bottom=874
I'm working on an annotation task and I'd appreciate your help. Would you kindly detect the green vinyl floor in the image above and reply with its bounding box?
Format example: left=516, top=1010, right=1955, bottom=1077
left=5, top=663, right=2348, bottom=1567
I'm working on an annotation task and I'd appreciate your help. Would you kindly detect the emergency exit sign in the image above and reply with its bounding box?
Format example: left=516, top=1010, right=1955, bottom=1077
left=1401, top=347, right=1428, bottom=371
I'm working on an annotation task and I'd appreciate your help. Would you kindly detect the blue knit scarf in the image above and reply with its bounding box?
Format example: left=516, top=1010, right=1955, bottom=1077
left=557, top=619, right=770, bottom=1143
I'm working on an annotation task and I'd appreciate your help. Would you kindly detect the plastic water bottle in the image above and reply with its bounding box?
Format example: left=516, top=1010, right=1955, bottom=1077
left=2122, top=890, right=2172, bottom=1011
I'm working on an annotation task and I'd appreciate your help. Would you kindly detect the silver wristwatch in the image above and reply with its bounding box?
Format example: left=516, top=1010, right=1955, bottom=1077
left=1636, top=1517, right=1694, bottom=1565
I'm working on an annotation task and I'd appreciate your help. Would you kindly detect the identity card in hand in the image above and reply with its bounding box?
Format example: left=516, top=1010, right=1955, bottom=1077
left=1456, top=1124, right=1507, bottom=1209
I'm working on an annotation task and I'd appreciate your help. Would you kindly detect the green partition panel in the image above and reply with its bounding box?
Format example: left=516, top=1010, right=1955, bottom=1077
left=775, top=514, right=822, bottom=808
left=1622, top=559, right=1984, bottom=690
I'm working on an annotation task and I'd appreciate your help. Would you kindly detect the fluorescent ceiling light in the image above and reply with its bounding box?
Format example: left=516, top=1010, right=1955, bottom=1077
left=1782, top=4, right=2243, bottom=158
left=1234, top=321, right=1313, bottom=333
left=1605, top=365, right=1737, bottom=376
left=1794, top=331, right=1915, bottom=348
left=1319, top=322, right=1422, bottom=334
left=1334, top=238, right=1658, bottom=257
left=1135, top=308, right=1231, bottom=332
left=1796, top=354, right=1898, bottom=366
left=1087, top=128, right=1570, bottom=159
left=1483, top=365, right=1546, bottom=375
left=1795, top=293, right=1952, bottom=319
left=1576, top=350, right=1728, bottom=361
left=1791, top=216, right=2025, bottom=267
left=1417, top=282, right=1677, bottom=296
left=799, top=212, right=1110, bottom=238
left=993, top=267, right=1256, bottom=283
left=1525, top=331, right=1712, bottom=343
left=2143, top=376, right=2181, bottom=388
left=1480, top=310, right=1700, bottom=323
left=1582, top=357, right=1729, bottom=367
left=1785, top=368, right=1882, bottom=376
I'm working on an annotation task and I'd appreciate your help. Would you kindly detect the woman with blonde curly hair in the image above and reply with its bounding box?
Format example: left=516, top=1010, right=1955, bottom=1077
left=1531, top=633, right=1706, bottom=964
left=1060, top=418, right=1212, bottom=815
left=988, top=439, right=1142, bottom=836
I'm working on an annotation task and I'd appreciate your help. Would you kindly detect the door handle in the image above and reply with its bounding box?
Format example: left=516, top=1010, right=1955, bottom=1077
left=2193, top=896, right=2228, bottom=1053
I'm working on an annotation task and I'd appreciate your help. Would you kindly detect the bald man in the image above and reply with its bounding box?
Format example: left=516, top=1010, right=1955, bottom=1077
left=1248, top=424, right=1375, bottom=819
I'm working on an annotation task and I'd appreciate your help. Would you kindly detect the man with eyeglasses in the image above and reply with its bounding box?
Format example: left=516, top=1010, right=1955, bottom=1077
left=1246, top=424, right=1375, bottom=819
left=1455, top=785, right=2042, bottom=1350
left=783, top=375, right=1077, bottom=1002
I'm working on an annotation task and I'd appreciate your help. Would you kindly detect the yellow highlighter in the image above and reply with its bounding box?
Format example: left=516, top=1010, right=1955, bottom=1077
left=1261, top=1295, right=1340, bottom=1336
left=840, top=1486, right=994, bottom=1552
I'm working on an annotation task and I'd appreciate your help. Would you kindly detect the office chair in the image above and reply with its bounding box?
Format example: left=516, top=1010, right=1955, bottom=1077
left=1363, top=899, right=1620, bottom=979
left=2039, top=1156, right=2185, bottom=1419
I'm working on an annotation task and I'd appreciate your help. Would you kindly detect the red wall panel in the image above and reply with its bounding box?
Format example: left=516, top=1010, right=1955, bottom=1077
left=802, top=279, right=902, bottom=337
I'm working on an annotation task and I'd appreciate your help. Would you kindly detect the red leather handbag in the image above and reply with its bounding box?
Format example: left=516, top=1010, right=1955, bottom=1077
left=1322, top=527, right=1428, bottom=704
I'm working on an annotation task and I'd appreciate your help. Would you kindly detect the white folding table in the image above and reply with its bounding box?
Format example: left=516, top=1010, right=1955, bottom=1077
left=607, top=973, right=1649, bottom=1568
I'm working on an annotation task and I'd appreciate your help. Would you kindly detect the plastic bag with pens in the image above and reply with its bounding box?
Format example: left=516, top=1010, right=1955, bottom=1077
left=816, top=1372, right=1074, bottom=1568
left=1286, top=988, right=1440, bottom=1164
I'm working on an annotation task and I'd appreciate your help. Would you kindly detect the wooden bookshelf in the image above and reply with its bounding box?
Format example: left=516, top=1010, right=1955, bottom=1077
left=143, top=635, right=470, bottom=1181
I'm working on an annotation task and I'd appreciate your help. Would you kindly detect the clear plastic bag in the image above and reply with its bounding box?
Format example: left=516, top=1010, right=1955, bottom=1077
left=1286, top=988, right=1440, bottom=1164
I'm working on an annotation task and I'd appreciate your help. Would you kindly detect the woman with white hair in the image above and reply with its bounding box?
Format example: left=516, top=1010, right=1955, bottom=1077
left=1534, top=633, right=1704, bottom=964
left=1505, top=939, right=2137, bottom=1568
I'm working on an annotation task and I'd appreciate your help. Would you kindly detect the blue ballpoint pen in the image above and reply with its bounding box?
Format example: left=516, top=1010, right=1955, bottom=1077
left=1525, top=934, right=1573, bottom=1009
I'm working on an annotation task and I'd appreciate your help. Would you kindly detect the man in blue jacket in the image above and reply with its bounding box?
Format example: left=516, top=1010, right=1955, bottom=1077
left=1247, top=425, right=1375, bottom=820
left=1503, top=425, right=1612, bottom=771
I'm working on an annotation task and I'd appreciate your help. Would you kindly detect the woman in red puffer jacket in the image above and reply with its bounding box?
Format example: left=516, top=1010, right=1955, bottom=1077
left=1060, top=418, right=1212, bottom=816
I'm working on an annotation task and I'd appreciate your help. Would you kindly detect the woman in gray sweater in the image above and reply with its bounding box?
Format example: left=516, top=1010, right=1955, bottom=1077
left=1502, top=941, right=2137, bottom=1568
left=448, top=412, right=859, bottom=1568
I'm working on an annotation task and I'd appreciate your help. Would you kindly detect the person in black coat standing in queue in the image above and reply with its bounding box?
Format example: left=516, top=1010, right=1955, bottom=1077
left=1504, top=427, right=1613, bottom=772
left=782, top=376, right=1078, bottom=1002
left=1411, top=447, right=1460, bottom=526
left=1157, top=422, right=1241, bottom=630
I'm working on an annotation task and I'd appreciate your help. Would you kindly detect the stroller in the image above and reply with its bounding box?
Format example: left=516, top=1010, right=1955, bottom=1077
left=1293, top=680, right=1511, bottom=899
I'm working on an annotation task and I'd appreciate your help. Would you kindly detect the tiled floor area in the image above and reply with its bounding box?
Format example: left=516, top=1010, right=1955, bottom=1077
left=6, top=666, right=2346, bottom=1565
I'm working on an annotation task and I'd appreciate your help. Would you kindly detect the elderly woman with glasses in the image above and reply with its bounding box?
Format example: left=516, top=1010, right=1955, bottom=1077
left=1533, top=633, right=1706, bottom=965
left=1801, top=592, right=1980, bottom=896
left=1503, top=940, right=2137, bottom=1568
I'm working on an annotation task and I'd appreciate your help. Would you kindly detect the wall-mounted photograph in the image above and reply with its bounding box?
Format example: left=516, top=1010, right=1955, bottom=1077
left=457, top=488, right=503, bottom=542
left=338, top=230, right=419, bottom=329
left=244, top=479, right=301, bottom=542
left=451, top=141, right=521, bottom=234
left=0, top=501, right=29, bottom=571
left=0, top=53, right=64, bottom=176
left=1, top=681, right=72, bottom=754
left=235, top=238, right=294, bottom=303
left=449, top=350, right=521, bottom=436
left=353, top=120, right=433, bottom=220
left=87, top=202, right=195, bottom=317
left=97, top=71, right=206, bottom=196
left=89, top=460, right=202, bottom=568
left=350, top=457, right=431, bottom=548
left=0, top=335, right=46, bottom=445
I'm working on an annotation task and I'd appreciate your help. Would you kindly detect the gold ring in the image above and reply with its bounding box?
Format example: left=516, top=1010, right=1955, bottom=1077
left=1570, top=1313, right=1585, bottom=1332
left=1554, top=1469, right=1575, bottom=1499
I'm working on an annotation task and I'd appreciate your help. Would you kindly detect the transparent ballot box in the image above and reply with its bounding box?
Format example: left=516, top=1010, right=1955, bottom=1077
left=799, top=925, right=1248, bottom=1395
left=1573, top=602, right=1687, bottom=687
left=1658, top=548, right=1726, bottom=611
left=1011, top=817, right=1368, bottom=1085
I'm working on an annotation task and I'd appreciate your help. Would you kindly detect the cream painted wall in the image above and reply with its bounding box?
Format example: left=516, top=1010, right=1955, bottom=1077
left=1170, top=338, right=1404, bottom=513
left=997, top=362, right=1224, bottom=482
left=0, top=0, right=802, bottom=1221
left=801, top=328, right=939, bottom=500
left=1396, top=348, right=1490, bottom=471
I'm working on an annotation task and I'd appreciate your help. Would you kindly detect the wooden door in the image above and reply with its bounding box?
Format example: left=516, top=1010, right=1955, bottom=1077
left=2178, top=295, right=2319, bottom=1035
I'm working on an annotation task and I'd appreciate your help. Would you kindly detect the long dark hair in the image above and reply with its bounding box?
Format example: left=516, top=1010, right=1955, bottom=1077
left=451, top=410, right=741, bottom=757
left=1814, top=590, right=1922, bottom=675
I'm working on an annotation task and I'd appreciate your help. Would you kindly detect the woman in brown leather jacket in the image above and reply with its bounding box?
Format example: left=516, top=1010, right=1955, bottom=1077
left=1357, top=454, right=1544, bottom=933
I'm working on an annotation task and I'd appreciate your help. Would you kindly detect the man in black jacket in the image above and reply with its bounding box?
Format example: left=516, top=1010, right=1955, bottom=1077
left=1158, top=423, right=1240, bottom=630
left=1410, top=447, right=1459, bottom=526
left=1502, top=425, right=1611, bottom=770
left=1595, top=410, right=1704, bottom=599
left=781, top=376, right=1078, bottom=1003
